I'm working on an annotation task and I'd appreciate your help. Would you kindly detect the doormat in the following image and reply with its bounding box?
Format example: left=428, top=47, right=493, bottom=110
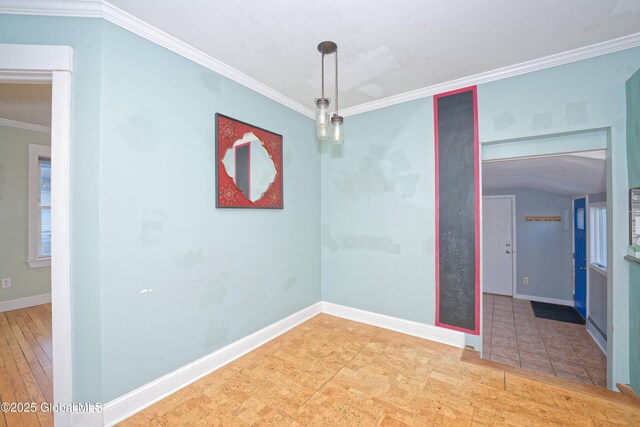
left=531, top=301, right=585, bottom=325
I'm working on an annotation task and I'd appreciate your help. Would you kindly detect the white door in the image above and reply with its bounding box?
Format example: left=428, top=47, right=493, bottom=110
left=483, top=196, right=514, bottom=295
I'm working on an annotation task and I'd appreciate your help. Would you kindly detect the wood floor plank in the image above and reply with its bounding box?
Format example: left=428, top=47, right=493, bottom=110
left=20, top=308, right=52, bottom=366
left=0, top=312, right=40, bottom=427
left=23, top=308, right=52, bottom=362
left=13, top=310, right=53, bottom=386
left=3, top=312, right=49, bottom=427
left=6, top=312, right=53, bottom=404
left=0, top=306, right=53, bottom=427
left=0, top=318, right=24, bottom=427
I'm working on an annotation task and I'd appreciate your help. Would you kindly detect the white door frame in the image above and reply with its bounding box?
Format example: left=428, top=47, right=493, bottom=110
left=0, top=44, right=73, bottom=426
left=482, top=195, right=517, bottom=297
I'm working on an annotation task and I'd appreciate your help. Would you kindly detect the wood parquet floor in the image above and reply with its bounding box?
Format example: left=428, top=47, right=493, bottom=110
left=0, top=304, right=53, bottom=427
left=121, top=314, right=640, bottom=426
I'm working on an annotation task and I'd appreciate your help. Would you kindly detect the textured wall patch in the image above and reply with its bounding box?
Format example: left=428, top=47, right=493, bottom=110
left=283, top=277, right=297, bottom=292
left=335, top=146, right=420, bottom=200
left=532, top=112, right=553, bottom=130
left=204, top=319, right=229, bottom=348
left=201, top=272, right=229, bottom=307
left=493, top=111, right=516, bottom=131
left=338, top=233, right=401, bottom=255
left=322, top=224, right=340, bottom=254
left=119, top=109, right=162, bottom=151
left=566, top=101, right=589, bottom=126
left=200, top=72, right=221, bottom=93
left=335, top=155, right=394, bottom=199
left=177, top=249, right=204, bottom=270
left=140, top=208, right=168, bottom=245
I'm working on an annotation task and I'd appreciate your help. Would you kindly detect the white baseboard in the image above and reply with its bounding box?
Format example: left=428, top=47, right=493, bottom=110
left=71, top=404, right=104, bottom=427
left=0, top=293, right=51, bottom=312
left=101, top=302, right=322, bottom=426
left=83, top=300, right=466, bottom=426
left=321, top=302, right=465, bottom=348
left=586, top=321, right=607, bottom=356
left=515, top=294, right=574, bottom=307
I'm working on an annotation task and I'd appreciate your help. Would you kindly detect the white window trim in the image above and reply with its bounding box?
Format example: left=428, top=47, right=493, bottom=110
left=590, top=263, right=608, bottom=277
left=589, top=201, right=607, bottom=274
left=27, top=143, right=51, bottom=268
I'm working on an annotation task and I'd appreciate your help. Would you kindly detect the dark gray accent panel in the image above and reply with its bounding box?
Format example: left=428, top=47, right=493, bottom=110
left=436, top=90, right=477, bottom=332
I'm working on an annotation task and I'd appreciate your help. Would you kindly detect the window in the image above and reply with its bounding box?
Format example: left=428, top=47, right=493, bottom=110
left=40, top=160, right=51, bottom=257
left=27, top=144, right=51, bottom=268
left=589, top=203, right=607, bottom=271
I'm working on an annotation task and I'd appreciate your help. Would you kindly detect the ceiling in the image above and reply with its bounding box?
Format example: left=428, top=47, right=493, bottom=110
left=0, top=83, right=52, bottom=127
left=107, top=0, right=640, bottom=111
left=482, top=151, right=606, bottom=196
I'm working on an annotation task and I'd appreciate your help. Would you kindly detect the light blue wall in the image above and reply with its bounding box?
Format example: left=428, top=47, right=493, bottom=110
left=626, top=68, right=640, bottom=394
left=322, top=47, right=640, bottom=382
left=97, top=22, right=319, bottom=402
left=483, top=188, right=573, bottom=301
left=0, top=15, right=319, bottom=402
left=321, top=98, right=435, bottom=325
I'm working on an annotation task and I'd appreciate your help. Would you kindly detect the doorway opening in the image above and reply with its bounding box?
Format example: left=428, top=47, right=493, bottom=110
left=0, top=81, right=55, bottom=425
left=481, top=148, right=608, bottom=389
left=0, top=43, right=73, bottom=426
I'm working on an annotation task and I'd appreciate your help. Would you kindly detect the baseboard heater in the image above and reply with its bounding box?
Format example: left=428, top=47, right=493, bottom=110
left=588, top=316, right=607, bottom=340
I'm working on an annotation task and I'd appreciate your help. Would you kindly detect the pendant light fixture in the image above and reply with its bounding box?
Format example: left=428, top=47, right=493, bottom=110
left=315, top=41, right=344, bottom=144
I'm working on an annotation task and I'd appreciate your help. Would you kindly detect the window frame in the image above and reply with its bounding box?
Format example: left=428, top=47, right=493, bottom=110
left=27, top=143, right=51, bottom=268
left=589, top=202, right=607, bottom=275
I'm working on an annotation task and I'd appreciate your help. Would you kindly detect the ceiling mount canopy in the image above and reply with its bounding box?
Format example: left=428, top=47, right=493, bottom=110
left=315, top=40, right=343, bottom=144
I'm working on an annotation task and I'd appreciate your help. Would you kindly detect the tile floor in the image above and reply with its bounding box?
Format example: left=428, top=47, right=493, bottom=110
left=482, top=293, right=607, bottom=388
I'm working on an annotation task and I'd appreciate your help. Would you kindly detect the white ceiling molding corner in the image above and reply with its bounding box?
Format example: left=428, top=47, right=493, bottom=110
left=1, top=1, right=639, bottom=120
left=0, top=116, right=51, bottom=133
left=99, top=1, right=315, bottom=118
left=340, top=32, right=640, bottom=117
left=0, top=0, right=315, bottom=118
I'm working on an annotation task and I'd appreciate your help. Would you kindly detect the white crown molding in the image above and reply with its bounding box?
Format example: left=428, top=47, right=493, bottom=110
left=0, top=0, right=315, bottom=118
left=97, top=2, right=314, bottom=119
left=0, top=116, right=51, bottom=132
left=1, top=2, right=639, bottom=119
left=341, top=32, right=640, bottom=117
left=0, top=0, right=102, bottom=17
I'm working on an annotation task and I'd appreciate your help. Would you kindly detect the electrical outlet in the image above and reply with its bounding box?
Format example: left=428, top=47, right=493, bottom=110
left=523, top=277, right=529, bottom=284
left=1, top=278, right=11, bottom=288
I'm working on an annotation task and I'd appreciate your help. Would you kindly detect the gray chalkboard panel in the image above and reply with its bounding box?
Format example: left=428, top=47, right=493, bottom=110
left=435, top=88, right=479, bottom=334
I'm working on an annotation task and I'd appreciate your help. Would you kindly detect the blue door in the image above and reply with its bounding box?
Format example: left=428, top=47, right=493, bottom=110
left=574, top=198, right=587, bottom=319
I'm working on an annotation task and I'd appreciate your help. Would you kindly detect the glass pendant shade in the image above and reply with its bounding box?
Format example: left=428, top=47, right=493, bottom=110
left=331, top=115, right=344, bottom=145
left=315, top=98, right=330, bottom=140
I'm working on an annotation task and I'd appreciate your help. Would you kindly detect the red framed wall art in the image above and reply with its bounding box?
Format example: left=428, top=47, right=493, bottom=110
left=216, top=113, right=283, bottom=209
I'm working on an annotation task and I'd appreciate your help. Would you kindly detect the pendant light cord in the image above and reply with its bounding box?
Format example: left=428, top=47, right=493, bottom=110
left=321, top=53, right=325, bottom=99
left=334, top=50, right=339, bottom=114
